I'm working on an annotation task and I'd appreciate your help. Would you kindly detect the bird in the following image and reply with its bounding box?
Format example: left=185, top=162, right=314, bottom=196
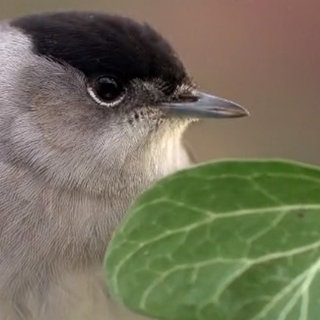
left=0, top=11, right=248, bottom=320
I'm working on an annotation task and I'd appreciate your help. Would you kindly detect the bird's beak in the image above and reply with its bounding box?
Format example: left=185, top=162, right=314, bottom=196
left=161, top=92, right=249, bottom=119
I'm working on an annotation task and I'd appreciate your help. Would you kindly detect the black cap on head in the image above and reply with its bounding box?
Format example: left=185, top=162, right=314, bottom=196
left=12, top=12, right=188, bottom=93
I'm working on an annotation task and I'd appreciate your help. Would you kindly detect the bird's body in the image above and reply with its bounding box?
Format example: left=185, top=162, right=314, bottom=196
left=0, top=14, right=192, bottom=320
left=0, top=12, right=247, bottom=320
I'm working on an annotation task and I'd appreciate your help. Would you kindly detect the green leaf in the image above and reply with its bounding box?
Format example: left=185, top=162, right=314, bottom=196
left=104, top=160, right=320, bottom=320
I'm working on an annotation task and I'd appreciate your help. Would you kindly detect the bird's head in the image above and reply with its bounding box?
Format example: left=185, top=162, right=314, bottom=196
left=0, top=12, right=248, bottom=193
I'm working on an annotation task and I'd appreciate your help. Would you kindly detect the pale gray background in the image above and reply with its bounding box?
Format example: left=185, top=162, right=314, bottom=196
left=1, top=0, right=319, bottom=165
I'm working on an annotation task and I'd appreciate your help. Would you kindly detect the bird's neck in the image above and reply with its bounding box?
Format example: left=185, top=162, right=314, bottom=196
left=71, top=121, right=192, bottom=197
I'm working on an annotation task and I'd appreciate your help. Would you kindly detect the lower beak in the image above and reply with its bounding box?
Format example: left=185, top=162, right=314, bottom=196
left=161, top=92, right=249, bottom=119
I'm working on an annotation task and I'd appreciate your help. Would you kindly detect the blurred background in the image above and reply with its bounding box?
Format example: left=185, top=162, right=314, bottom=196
left=1, top=0, right=319, bottom=165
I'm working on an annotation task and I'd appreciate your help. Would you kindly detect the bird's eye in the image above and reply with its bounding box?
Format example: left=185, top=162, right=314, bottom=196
left=88, top=77, right=125, bottom=107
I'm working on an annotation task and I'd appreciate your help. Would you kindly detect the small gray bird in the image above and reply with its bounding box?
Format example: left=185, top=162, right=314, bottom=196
left=0, top=11, right=248, bottom=320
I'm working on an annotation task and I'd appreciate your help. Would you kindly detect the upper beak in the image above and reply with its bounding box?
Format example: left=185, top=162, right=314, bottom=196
left=161, top=92, right=249, bottom=119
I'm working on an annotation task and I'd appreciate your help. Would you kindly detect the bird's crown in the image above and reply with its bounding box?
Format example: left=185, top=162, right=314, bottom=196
left=12, top=11, right=188, bottom=93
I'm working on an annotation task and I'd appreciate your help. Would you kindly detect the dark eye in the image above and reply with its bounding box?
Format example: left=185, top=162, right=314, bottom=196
left=88, top=77, right=125, bottom=107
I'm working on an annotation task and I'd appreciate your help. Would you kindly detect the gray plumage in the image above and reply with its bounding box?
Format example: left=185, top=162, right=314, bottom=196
left=0, top=18, right=191, bottom=320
